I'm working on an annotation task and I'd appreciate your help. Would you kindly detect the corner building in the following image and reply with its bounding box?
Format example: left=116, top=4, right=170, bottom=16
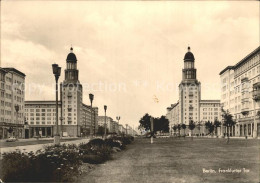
left=220, top=46, right=260, bottom=137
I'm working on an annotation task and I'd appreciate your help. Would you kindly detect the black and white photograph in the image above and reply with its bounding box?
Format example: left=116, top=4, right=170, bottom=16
left=0, top=1, right=259, bottom=183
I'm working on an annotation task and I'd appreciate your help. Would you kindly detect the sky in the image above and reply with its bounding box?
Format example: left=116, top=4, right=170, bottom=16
left=1, top=1, right=259, bottom=128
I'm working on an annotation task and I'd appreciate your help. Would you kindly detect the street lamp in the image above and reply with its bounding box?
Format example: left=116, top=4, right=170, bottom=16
left=89, top=93, right=94, bottom=137
left=104, top=105, right=107, bottom=138
left=15, top=105, right=19, bottom=138
left=116, top=116, right=120, bottom=123
left=52, top=63, right=61, bottom=144
left=125, top=124, right=128, bottom=135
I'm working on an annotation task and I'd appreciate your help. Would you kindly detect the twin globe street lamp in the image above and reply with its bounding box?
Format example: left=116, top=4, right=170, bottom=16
left=52, top=63, right=61, bottom=144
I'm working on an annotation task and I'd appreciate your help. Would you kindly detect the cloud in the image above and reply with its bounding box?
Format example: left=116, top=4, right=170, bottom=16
left=1, top=1, right=259, bottom=126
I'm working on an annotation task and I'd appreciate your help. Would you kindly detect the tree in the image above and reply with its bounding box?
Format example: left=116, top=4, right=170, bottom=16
left=222, top=109, right=236, bottom=144
left=196, top=121, right=203, bottom=136
left=181, top=123, right=186, bottom=137
left=205, top=121, right=214, bottom=136
left=188, top=120, right=196, bottom=140
left=177, top=124, right=181, bottom=138
left=172, top=125, right=177, bottom=136
left=139, top=114, right=169, bottom=134
left=159, top=116, right=170, bottom=133
left=213, top=119, right=221, bottom=137
left=138, top=113, right=152, bottom=131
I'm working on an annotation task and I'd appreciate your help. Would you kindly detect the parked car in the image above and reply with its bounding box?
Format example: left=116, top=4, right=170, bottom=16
left=6, top=137, right=17, bottom=142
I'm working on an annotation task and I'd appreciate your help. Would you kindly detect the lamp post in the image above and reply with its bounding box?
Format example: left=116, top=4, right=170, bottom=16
left=15, top=105, right=19, bottom=138
left=116, top=116, right=120, bottom=135
left=125, top=124, right=128, bottom=136
left=104, top=105, right=107, bottom=139
left=52, top=63, right=61, bottom=144
left=89, top=93, right=94, bottom=137
left=150, top=117, right=154, bottom=144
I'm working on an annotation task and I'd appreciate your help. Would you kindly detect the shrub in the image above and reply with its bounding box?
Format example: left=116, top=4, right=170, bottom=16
left=1, top=144, right=82, bottom=182
left=105, top=138, right=122, bottom=149
left=1, top=151, right=33, bottom=182
left=78, top=139, right=112, bottom=164
left=81, top=154, right=104, bottom=164
left=88, top=138, right=105, bottom=146
left=1, top=137, right=132, bottom=182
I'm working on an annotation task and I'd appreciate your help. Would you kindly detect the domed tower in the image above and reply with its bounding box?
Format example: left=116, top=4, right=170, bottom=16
left=183, top=46, right=196, bottom=80
left=61, top=47, right=82, bottom=137
left=65, top=47, right=79, bottom=83
left=178, top=47, right=201, bottom=128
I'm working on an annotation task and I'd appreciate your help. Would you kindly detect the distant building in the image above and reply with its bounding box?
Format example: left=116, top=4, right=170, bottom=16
left=166, top=47, right=221, bottom=136
left=0, top=67, right=26, bottom=139
left=82, top=104, right=98, bottom=135
left=118, top=124, right=125, bottom=135
left=220, top=46, right=260, bottom=137
left=98, top=116, right=113, bottom=133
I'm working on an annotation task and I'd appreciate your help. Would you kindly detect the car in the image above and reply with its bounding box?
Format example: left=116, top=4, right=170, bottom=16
left=6, top=137, right=17, bottom=142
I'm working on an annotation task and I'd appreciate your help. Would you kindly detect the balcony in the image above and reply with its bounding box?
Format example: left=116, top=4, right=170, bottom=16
left=241, top=107, right=249, bottom=116
left=253, top=82, right=260, bottom=101
left=241, top=77, right=249, bottom=83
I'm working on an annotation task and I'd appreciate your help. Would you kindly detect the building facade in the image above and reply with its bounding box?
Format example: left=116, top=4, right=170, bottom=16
left=166, top=47, right=221, bottom=136
left=0, top=67, right=26, bottom=139
left=82, top=104, right=98, bottom=136
left=25, top=101, right=61, bottom=138
left=220, top=46, right=260, bottom=137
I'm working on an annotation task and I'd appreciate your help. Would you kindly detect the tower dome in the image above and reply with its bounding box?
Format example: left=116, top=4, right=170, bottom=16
left=66, top=47, right=77, bottom=62
left=184, top=46, right=195, bottom=62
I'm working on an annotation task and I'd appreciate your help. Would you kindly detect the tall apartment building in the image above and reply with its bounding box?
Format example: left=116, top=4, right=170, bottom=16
left=166, top=47, right=221, bottom=136
left=0, top=68, right=26, bottom=139
left=220, top=46, right=260, bottom=137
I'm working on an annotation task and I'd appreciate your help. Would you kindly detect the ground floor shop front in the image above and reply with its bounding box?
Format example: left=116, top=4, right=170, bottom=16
left=0, top=122, right=24, bottom=139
